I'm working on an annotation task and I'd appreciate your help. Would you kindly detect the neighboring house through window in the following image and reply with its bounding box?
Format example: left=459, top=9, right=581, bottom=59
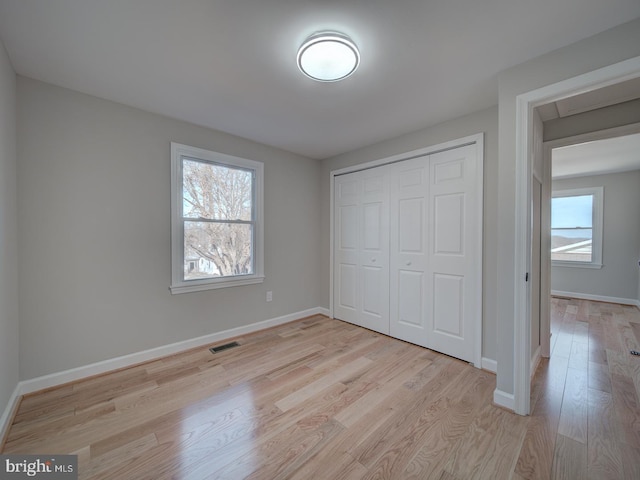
left=171, top=143, right=264, bottom=293
left=551, top=186, right=603, bottom=268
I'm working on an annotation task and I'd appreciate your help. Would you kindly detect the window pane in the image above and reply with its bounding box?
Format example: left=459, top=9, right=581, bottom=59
left=182, top=158, right=253, bottom=221
left=551, top=192, right=595, bottom=263
left=551, top=228, right=592, bottom=262
left=551, top=195, right=592, bottom=228
left=184, top=221, right=253, bottom=280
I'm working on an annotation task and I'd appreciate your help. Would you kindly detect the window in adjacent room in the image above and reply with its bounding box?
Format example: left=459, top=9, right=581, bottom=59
left=171, top=143, right=264, bottom=293
left=551, top=186, right=603, bottom=268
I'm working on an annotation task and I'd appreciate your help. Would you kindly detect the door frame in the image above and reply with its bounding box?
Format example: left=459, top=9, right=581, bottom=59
left=329, top=133, right=484, bottom=368
left=513, top=55, right=640, bottom=415
left=530, top=174, right=543, bottom=377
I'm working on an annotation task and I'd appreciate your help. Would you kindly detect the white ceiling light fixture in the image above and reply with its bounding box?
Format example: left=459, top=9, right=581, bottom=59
left=297, top=31, right=360, bottom=82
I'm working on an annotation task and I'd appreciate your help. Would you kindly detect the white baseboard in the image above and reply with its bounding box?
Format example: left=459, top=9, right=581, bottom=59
left=0, top=384, right=22, bottom=447
left=481, top=357, right=497, bottom=373
left=493, top=388, right=515, bottom=411
left=551, top=290, right=640, bottom=308
left=19, top=307, right=330, bottom=396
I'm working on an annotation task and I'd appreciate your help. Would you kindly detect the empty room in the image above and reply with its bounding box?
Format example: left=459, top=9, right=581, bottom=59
left=1, top=2, right=640, bottom=479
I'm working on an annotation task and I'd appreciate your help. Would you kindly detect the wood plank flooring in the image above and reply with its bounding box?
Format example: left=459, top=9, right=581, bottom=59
left=516, top=297, right=640, bottom=479
left=2, top=298, right=640, bottom=479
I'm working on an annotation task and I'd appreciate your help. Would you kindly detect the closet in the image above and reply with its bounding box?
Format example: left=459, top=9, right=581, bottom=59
left=333, top=142, right=482, bottom=364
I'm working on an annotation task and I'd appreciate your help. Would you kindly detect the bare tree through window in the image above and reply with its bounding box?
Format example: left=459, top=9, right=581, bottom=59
left=182, top=159, right=254, bottom=280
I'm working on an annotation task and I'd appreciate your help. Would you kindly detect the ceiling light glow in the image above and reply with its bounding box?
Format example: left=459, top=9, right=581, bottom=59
left=297, top=32, right=360, bottom=82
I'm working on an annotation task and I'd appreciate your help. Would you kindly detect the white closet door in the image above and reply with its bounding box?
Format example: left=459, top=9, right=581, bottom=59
left=333, top=141, right=482, bottom=364
left=389, top=155, right=430, bottom=345
left=334, top=167, right=389, bottom=334
left=427, top=145, right=479, bottom=363
left=334, top=172, right=360, bottom=326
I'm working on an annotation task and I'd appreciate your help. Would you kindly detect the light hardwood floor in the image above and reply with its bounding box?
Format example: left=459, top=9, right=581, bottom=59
left=2, top=298, right=640, bottom=479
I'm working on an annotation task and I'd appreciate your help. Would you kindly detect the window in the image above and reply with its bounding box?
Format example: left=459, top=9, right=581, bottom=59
left=171, top=143, right=264, bottom=293
left=551, top=186, right=603, bottom=268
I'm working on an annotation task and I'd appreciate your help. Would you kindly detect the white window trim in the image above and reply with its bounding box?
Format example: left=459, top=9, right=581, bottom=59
left=170, top=143, right=264, bottom=294
left=551, top=186, right=603, bottom=269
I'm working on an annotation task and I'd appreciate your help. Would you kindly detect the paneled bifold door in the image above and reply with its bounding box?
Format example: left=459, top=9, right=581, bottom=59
left=334, top=144, right=481, bottom=363
left=334, top=165, right=390, bottom=333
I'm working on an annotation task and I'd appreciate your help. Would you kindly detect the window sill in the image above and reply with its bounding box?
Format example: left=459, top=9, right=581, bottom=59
left=170, top=275, right=265, bottom=294
left=551, top=261, right=603, bottom=270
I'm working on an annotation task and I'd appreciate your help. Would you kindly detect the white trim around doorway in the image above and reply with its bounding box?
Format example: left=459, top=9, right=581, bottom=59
left=513, top=55, right=640, bottom=416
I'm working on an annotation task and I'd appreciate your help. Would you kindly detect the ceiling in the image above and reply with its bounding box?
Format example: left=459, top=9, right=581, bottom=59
left=0, top=1, right=639, bottom=159
left=552, top=132, right=640, bottom=179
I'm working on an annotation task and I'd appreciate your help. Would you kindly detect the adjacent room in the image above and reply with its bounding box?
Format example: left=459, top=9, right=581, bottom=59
left=1, top=1, right=639, bottom=478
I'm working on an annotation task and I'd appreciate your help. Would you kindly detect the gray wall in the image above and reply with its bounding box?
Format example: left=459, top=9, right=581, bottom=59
left=551, top=170, right=640, bottom=300
left=497, top=18, right=640, bottom=396
left=0, top=40, right=18, bottom=419
left=17, top=77, right=322, bottom=380
left=320, top=106, right=499, bottom=363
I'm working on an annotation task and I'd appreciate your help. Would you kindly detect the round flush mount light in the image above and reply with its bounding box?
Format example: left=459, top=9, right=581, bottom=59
left=297, top=31, right=360, bottom=82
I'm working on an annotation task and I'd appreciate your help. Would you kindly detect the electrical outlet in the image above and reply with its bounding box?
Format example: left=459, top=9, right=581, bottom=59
left=266, top=291, right=273, bottom=302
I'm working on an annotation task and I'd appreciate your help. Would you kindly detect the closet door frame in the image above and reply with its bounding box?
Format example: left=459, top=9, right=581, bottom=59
left=330, top=133, right=484, bottom=368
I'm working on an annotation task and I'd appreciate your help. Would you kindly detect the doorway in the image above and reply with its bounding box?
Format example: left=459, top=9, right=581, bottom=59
left=514, top=56, right=640, bottom=415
